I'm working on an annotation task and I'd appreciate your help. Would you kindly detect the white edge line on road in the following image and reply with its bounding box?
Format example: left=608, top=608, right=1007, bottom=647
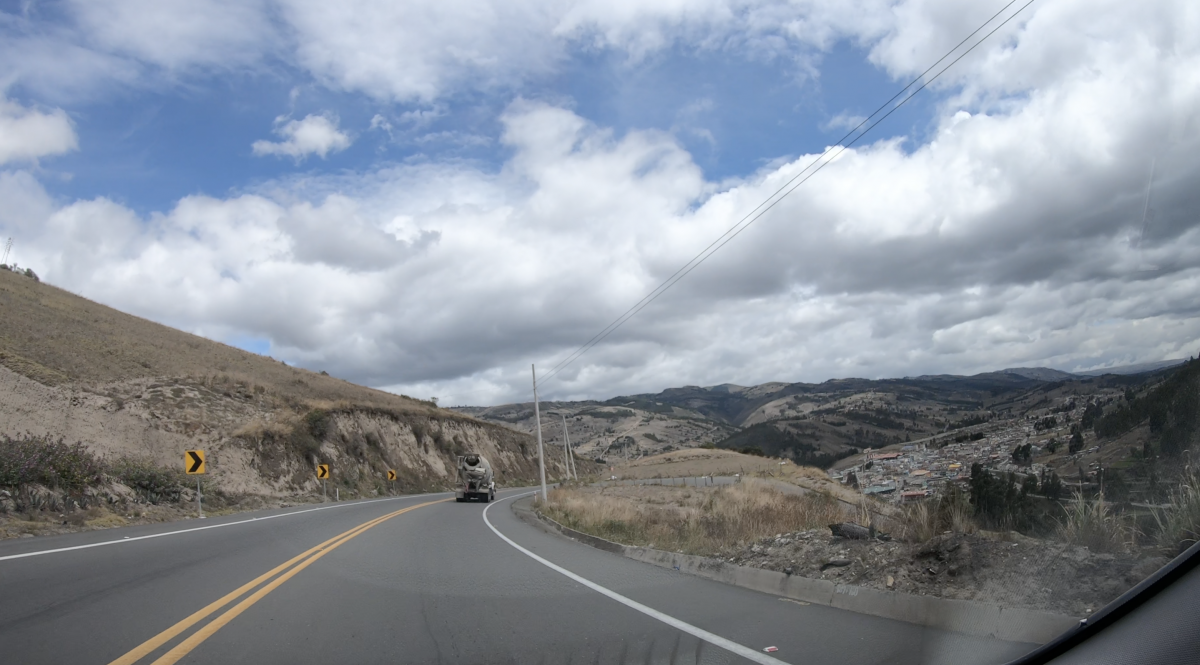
left=483, top=492, right=787, bottom=665
left=0, top=493, right=447, bottom=563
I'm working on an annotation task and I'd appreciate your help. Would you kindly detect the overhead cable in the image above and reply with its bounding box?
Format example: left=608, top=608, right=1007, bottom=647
left=539, top=0, right=1039, bottom=387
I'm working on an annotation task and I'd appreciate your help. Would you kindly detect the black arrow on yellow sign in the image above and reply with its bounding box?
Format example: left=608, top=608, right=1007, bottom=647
left=185, top=450, right=206, bottom=475
left=387, top=470, right=397, bottom=481
left=317, top=464, right=329, bottom=479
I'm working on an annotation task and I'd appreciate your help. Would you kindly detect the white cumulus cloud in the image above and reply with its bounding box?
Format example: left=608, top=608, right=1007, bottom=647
left=1, top=0, right=1199, bottom=406
left=0, top=98, right=78, bottom=165
left=252, top=113, right=353, bottom=161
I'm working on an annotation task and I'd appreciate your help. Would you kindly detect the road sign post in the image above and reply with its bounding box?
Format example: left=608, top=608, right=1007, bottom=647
left=317, top=464, right=330, bottom=500
left=387, top=469, right=397, bottom=495
left=185, top=450, right=206, bottom=519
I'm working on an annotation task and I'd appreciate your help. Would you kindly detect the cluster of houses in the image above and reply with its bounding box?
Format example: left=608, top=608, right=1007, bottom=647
left=829, top=421, right=1051, bottom=503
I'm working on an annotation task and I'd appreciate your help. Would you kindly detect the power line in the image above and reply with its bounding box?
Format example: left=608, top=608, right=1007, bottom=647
left=538, top=0, right=1039, bottom=387
left=541, top=0, right=1023, bottom=384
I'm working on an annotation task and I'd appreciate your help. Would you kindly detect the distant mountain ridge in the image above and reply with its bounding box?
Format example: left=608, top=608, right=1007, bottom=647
left=997, top=367, right=1079, bottom=381
left=458, top=359, right=1191, bottom=465
left=1071, top=359, right=1188, bottom=376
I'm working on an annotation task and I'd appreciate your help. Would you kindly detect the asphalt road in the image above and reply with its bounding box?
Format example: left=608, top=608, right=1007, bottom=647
left=0, top=488, right=1040, bottom=664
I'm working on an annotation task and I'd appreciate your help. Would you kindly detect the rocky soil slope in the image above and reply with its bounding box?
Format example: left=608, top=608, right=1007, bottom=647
left=726, top=527, right=1161, bottom=618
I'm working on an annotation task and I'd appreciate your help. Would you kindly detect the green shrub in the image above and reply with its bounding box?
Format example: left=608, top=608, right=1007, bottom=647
left=0, top=434, right=105, bottom=490
left=304, top=409, right=331, bottom=439
left=432, top=429, right=449, bottom=452
left=109, top=456, right=187, bottom=503
left=1153, top=473, right=1200, bottom=555
left=1057, top=492, right=1130, bottom=553
left=287, top=428, right=322, bottom=461
left=0, top=435, right=199, bottom=505
left=901, top=484, right=976, bottom=542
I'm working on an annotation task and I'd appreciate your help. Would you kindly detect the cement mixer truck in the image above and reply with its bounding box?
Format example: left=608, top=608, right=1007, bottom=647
left=455, top=453, right=495, bottom=503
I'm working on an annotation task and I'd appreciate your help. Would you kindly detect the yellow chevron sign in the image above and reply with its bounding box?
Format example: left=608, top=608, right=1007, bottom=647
left=185, top=450, right=206, bottom=474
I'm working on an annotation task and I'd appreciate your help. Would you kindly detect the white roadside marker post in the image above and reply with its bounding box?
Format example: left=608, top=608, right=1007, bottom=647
left=532, top=364, right=548, bottom=504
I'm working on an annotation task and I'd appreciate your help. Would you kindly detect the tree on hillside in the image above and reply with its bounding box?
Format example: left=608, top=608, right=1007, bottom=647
left=1069, top=425, right=1085, bottom=454
left=1011, top=442, right=1033, bottom=466
left=1159, top=376, right=1198, bottom=457
left=1095, top=358, right=1199, bottom=456
left=969, top=463, right=1042, bottom=532
left=1040, top=470, right=1063, bottom=500
left=1081, top=401, right=1104, bottom=429
left=1098, top=467, right=1129, bottom=503
left=1034, top=415, right=1058, bottom=432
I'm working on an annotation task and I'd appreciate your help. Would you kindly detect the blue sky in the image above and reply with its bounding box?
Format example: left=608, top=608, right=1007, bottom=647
left=1, top=0, right=1198, bottom=405
left=24, top=29, right=936, bottom=216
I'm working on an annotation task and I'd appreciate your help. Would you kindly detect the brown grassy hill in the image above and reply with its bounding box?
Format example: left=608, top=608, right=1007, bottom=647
left=0, top=266, right=431, bottom=410
left=0, top=267, right=575, bottom=500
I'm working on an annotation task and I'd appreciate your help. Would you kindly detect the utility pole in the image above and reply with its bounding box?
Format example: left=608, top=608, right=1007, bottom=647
left=532, top=364, right=548, bottom=503
left=562, top=414, right=577, bottom=479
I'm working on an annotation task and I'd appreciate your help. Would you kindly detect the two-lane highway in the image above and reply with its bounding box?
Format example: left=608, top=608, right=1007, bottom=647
left=0, top=489, right=1038, bottom=664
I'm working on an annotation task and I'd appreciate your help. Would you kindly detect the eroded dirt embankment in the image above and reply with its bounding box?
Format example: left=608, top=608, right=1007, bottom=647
left=1, top=363, right=572, bottom=518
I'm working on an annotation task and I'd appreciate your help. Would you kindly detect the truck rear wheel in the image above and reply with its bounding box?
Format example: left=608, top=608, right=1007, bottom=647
left=480, top=493, right=490, bottom=503
left=455, top=497, right=465, bottom=503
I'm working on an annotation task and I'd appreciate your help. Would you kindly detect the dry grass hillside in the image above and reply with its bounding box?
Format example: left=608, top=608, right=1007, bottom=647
left=0, top=267, right=429, bottom=411
left=612, top=448, right=886, bottom=515
left=0, top=268, right=575, bottom=504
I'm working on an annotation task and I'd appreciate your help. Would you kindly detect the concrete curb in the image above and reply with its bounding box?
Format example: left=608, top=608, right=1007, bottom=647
left=517, top=499, right=1076, bottom=645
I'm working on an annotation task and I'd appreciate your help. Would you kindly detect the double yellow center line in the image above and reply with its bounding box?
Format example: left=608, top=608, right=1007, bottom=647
left=109, top=499, right=444, bottom=665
